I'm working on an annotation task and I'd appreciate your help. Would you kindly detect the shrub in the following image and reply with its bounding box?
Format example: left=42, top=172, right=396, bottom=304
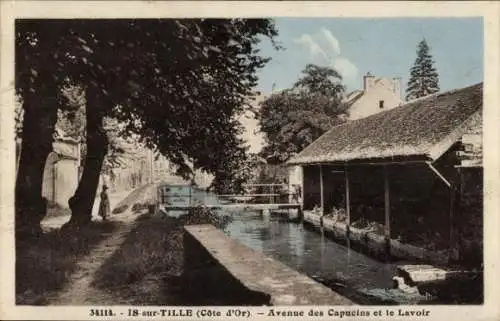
left=112, top=204, right=129, bottom=214
left=182, top=206, right=232, bottom=229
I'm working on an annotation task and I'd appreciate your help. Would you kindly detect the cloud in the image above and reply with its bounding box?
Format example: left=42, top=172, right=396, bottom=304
left=333, top=57, right=358, bottom=84
left=293, top=34, right=328, bottom=61
left=321, top=28, right=340, bottom=55
left=294, top=28, right=358, bottom=88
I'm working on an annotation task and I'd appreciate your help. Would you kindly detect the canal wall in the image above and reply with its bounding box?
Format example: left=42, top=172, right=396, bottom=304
left=183, top=225, right=270, bottom=305
left=302, top=211, right=453, bottom=266
left=184, top=224, right=353, bottom=305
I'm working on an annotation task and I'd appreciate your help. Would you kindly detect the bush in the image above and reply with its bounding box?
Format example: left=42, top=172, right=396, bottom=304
left=131, top=203, right=151, bottom=213
left=182, top=206, right=232, bottom=229
left=112, top=204, right=129, bottom=214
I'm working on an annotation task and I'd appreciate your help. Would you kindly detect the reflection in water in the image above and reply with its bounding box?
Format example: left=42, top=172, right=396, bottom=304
left=218, top=209, right=428, bottom=304
left=222, top=213, right=395, bottom=290
left=165, top=187, right=428, bottom=304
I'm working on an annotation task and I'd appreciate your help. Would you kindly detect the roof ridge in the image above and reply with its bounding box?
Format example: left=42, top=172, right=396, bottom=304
left=405, top=82, right=483, bottom=105
left=288, top=82, right=483, bottom=165
left=339, top=82, right=483, bottom=127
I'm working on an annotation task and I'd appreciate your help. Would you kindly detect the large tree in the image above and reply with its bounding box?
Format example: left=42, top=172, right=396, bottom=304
left=258, top=64, right=347, bottom=163
left=405, top=39, right=440, bottom=101
left=15, top=21, right=77, bottom=236
left=15, top=19, right=278, bottom=232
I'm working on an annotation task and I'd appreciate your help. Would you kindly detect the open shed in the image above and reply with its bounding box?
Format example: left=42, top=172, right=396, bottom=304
left=287, top=83, right=483, bottom=262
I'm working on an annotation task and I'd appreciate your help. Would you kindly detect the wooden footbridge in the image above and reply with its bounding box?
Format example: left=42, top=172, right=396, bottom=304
left=156, top=183, right=301, bottom=214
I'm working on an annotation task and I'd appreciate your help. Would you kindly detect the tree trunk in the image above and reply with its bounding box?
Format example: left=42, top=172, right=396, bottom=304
left=66, top=87, right=108, bottom=227
left=15, top=92, right=58, bottom=238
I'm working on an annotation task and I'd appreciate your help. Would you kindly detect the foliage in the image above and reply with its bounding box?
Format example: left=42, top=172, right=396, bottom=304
left=15, top=21, right=74, bottom=109
left=258, top=64, right=347, bottom=163
left=294, top=64, right=345, bottom=97
left=405, top=39, right=440, bottom=101
left=54, top=85, right=86, bottom=139
left=184, top=206, right=233, bottom=230
left=19, top=18, right=278, bottom=177
left=209, top=142, right=253, bottom=194
left=37, top=85, right=132, bottom=176
left=15, top=19, right=278, bottom=226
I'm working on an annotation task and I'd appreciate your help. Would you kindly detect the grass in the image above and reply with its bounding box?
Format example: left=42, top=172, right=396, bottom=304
left=91, top=207, right=232, bottom=305
left=45, top=201, right=71, bottom=218
left=91, top=213, right=183, bottom=305
left=16, top=220, right=118, bottom=305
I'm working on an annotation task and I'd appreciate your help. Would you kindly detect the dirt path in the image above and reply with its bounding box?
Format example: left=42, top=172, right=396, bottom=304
left=41, top=189, right=133, bottom=232
left=45, top=184, right=156, bottom=305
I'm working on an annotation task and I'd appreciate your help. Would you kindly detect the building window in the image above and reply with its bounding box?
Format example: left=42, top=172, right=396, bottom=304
left=379, top=100, right=385, bottom=108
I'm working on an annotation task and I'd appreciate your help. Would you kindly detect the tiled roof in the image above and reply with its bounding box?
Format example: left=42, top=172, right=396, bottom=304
left=288, top=83, right=483, bottom=165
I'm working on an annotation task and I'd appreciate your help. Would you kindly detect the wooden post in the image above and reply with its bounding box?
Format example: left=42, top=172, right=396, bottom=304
left=300, top=166, right=304, bottom=209
left=449, top=184, right=456, bottom=261
left=189, top=185, right=192, bottom=207
left=457, top=169, right=464, bottom=260
left=319, top=165, right=324, bottom=216
left=345, top=166, right=351, bottom=234
left=299, top=166, right=304, bottom=221
left=52, top=163, right=57, bottom=203
left=384, top=166, right=391, bottom=251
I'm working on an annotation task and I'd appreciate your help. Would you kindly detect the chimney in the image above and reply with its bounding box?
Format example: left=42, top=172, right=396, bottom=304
left=363, top=72, right=375, bottom=91
left=392, top=77, right=402, bottom=101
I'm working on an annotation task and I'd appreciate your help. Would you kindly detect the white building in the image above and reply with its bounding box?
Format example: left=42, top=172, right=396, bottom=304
left=288, top=72, right=403, bottom=197
left=344, top=72, right=402, bottom=120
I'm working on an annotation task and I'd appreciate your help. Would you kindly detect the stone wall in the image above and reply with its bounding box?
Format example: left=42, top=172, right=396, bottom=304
left=183, top=227, right=270, bottom=305
left=184, top=224, right=353, bottom=305
left=53, top=158, right=79, bottom=207
left=40, top=139, right=80, bottom=208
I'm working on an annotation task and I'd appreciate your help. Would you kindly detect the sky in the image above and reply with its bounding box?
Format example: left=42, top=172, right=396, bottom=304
left=255, top=18, right=483, bottom=95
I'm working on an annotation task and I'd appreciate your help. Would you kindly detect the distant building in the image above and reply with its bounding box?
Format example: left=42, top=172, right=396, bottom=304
left=238, top=93, right=266, bottom=154
left=344, top=72, right=402, bottom=120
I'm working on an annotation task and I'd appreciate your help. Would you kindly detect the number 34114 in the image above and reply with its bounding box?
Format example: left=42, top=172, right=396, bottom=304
left=89, top=309, right=115, bottom=317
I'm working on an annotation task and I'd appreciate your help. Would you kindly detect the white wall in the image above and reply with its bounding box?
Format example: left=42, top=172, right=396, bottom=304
left=288, top=165, right=303, bottom=204
left=42, top=140, right=80, bottom=208
left=42, top=153, right=58, bottom=203
left=238, top=94, right=266, bottom=154
left=54, top=159, right=79, bottom=207
left=348, top=78, right=402, bottom=120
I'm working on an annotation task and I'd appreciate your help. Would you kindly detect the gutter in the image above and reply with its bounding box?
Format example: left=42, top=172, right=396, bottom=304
left=288, top=159, right=428, bottom=167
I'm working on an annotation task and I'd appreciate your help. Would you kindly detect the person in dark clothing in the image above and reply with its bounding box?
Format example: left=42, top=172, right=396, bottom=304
left=98, top=185, right=111, bottom=221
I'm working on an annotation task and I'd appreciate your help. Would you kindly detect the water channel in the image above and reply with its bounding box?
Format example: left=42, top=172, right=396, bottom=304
left=220, top=209, right=430, bottom=305
left=164, top=186, right=431, bottom=305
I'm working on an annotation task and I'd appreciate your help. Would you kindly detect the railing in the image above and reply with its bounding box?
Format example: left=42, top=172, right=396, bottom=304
left=157, top=183, right=301, bottom=206
left=157, top=184, right=197, bottom=206
left=219, top=183, right=301, bottom=205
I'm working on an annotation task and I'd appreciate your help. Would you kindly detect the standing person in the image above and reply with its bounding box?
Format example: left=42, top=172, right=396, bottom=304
left=98, top=185, right=111, bottom=221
